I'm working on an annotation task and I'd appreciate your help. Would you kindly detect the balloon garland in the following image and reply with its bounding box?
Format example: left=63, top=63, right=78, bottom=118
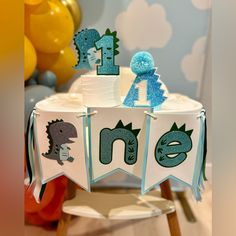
left=24, top=0, right=82, bottom=226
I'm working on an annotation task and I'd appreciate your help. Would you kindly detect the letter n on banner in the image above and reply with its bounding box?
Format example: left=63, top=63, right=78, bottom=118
left=142, top=111, right=205, bottom=199
left=88, top=107, right=151, bottom=182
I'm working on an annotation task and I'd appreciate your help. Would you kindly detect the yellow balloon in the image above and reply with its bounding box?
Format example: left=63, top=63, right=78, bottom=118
left=24, top=0, right=45, bottom=5
left=60, top=0, right=81, bottom=32
left=25, top=0, right=74, bottom=53
left=37, top=47, right=77, bottom=85
left=24, top=36, right=37, bottom=80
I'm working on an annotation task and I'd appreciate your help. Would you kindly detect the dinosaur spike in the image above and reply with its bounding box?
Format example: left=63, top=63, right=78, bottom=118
left=115, top=120, right=124, bottom=129
left=170, top=122, right=178, bottom=131
left=132, top=129, right=141, bottom=137
left=125, top=123, right=132, bottom=130
left=186, top=129, right=193, bottom=137
left=114, top=120, right=141, bottom=137
left=105, top=28, right=111, bottom=35
left=179, top=124, right=186, bottom=131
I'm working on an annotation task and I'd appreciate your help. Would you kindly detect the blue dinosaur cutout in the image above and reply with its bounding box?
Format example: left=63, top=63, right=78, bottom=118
left=74, top=28, right=101, bottom=70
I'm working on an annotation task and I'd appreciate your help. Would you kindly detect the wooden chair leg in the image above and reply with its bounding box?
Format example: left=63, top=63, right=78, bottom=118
left=56, top=212, right=72, bottom=236
left=160, top=180, right=182, bottom=236
left=57, top=180, right=77, bottom=236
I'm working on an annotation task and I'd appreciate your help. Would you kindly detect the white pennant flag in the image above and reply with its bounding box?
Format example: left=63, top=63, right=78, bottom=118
left=142, top=111, right=203, bottom=195
left=89, top=107, right=150, bottom=182
left=34, top=110, right=90, bottom=193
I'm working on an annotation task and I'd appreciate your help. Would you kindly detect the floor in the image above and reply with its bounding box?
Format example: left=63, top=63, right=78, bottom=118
left=25, top=183, right=212, bottom=236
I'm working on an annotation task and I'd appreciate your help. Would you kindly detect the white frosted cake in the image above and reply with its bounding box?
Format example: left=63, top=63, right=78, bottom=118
left=80, top=74, right=121, bottom=107
left=36, top=92, right=202, bottom=114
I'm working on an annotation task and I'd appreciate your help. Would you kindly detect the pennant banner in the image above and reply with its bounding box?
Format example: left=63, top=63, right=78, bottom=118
left=142, top=110, right=206, bottom=200
left=26, top=106, right=207, bottom=202
left=88, top=107, right=151, bottom=182
left=34, top=109, right=90, bottom=195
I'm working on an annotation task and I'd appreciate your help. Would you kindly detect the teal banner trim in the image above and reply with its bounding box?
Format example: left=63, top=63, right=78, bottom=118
left=192, top=110, right=206, bottom=201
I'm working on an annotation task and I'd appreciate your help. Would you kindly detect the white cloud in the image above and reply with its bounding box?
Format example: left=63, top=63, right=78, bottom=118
left=181, top=36, right=207, bottom=82
left=115, top=0, right=172, bottom=50
left=192, top=0, right=212, bottom=10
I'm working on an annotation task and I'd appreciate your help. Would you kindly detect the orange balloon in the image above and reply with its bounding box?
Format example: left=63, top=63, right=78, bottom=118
left=37, top=46, right=77, bottom=85
left=24, top=0, right=45, bottom=5
left=25, top=212, right=50, bottom=226
left=25, top=0, right=74, bottom=53
left=24, top=36, right=37, bottom=80
left=25, top=182, right=56, bottom=213
left=38, top=177, right=68, bottom=221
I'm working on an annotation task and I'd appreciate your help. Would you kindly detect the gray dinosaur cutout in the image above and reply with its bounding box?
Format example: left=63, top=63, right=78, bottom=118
left=42, top=119, right=77, bottom=165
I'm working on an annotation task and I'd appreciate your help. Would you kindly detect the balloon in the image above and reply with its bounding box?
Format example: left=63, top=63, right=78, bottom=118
left=38, top=177, right=68, bottom=221
left=24, top=85, right=55, bottom=130
left=25, top=0, right=74, bottom=53
left=25, top=77, right=37, bottom=86
left=24, top=0, right=45, bottom=5
left=25, top=69, right=39, bottom=86
left=25, top=212, right=50, bottom=226
left=37, top=47, right=77, bottom=85
left=37, top=71, right=57, bottom=88
left=24, top=36, right=37, bottom=80
left=60, top=0, right=81, bottom=32
left=25, top=182, right=56, bottom=213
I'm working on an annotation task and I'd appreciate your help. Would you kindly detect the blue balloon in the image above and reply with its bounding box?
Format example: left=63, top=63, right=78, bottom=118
left=25, top=77, right=37, bottom=86
left=37, top=71, right=57, bottom=88
left=25, top=85, right=55, bottom=130
left=25, top=69, right=40, bottom=86
left=130, top=51, right=155, bottom=75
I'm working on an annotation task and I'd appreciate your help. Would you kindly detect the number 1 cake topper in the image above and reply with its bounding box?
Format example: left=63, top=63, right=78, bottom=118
left=123, top=51, right=167, bottom=108
left=95, top=28, right=120, bottom=75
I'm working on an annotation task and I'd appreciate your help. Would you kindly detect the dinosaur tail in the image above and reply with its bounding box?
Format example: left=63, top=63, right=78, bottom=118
left=42, top=152, right=55, bottom=160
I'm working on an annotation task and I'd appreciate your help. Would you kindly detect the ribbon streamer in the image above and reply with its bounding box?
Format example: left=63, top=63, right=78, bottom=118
left=25, top=109, right=47, bottom=202
left=192, top=110, right=207, bottom=201
left=25, top=110, right=36, bottom=187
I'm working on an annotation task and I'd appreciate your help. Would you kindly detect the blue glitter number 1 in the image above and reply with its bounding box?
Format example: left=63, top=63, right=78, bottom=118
left=95, top=29, right=120, bottom=75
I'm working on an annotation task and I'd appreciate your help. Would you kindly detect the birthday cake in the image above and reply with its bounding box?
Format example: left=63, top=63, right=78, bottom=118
left=26, top=28, right=207, bottom=203
left=81, top=74, right=121, bottom=107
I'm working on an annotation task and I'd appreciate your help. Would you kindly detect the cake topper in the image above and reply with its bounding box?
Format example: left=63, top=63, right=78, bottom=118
left=74, top=28, right=120, bottom=75
left=95, top=28, right=120, bottom=75
left=74, top=28, right=101, bottom=70
left=123, top=51, right=167, bottom=107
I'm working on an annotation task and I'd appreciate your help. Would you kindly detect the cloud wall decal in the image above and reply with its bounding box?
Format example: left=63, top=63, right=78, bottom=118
left=181, top=36, right=207, bottom=82
left=192, top=0, right=212, bottom=10
left=115, top=0, right=172, bottom=50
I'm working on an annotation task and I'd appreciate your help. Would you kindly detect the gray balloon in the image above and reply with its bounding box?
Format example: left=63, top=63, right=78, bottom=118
left=25, top=85, right=55, bottom=130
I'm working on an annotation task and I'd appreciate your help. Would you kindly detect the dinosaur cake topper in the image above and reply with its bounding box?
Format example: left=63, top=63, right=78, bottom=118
left=42, top=119, right=78, bottom=166
left=74, top=28, right=101, bottom=70
left=74, top=28, right=120, bottom=75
